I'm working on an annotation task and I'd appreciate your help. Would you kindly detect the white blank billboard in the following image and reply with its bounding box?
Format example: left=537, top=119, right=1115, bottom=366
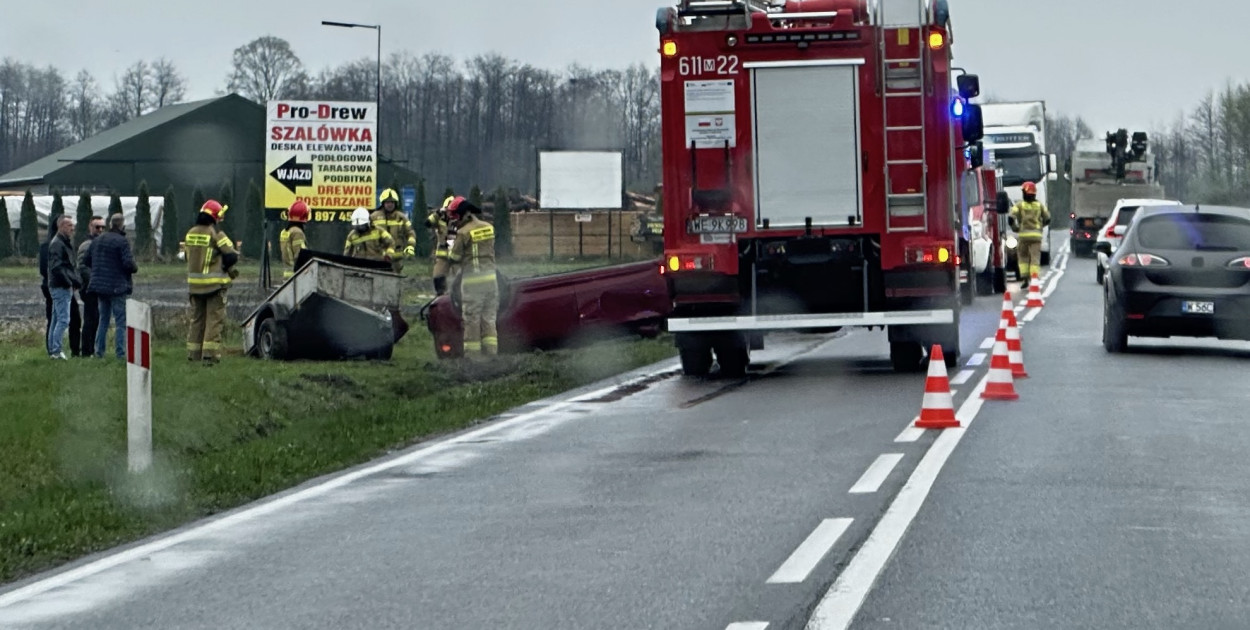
left=539, top=151, right=623, bottom=209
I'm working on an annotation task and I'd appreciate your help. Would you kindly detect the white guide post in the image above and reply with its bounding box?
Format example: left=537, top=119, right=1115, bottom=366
left=126, top=299, right=153, bottom=474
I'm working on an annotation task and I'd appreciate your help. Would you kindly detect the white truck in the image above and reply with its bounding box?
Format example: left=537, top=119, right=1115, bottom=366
left=981, top=101, right=1058, bottom=274
left=1068, top=131, right=1165, bottom=257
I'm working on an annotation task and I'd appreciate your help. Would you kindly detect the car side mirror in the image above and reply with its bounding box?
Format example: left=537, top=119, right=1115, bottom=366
left=995, top=191, right=1011, bottom=215
left=1095, top=241, right=1112, bottom=256
left=1113, top=225, right=1127, bottom=237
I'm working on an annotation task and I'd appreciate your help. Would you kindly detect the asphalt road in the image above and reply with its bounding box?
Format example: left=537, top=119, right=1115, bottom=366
left=854, top=249, right=1250, bottom=629
left=0, top=253, right=1058, bottom=630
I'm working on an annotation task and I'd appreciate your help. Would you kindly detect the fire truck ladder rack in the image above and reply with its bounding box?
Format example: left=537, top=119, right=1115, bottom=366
left=882, top=2, right=930, bottom=233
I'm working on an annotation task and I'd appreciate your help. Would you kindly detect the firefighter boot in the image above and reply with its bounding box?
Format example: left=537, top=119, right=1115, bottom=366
left=433, top=276, right=447, bottom=296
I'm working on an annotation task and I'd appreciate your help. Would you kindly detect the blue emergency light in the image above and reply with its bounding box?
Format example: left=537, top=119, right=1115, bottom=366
left=951, top=96, right=966, bottom=118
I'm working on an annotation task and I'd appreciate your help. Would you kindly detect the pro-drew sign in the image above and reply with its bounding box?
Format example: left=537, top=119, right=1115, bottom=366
left=265, top=101, right=377, bottom=221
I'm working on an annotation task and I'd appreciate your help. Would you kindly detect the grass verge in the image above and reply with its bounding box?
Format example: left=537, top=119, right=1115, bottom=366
left=0, top=318, right=675, bottom=585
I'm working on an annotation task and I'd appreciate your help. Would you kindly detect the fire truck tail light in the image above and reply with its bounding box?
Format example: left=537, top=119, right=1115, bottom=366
left=662, top=41, right=678, bottom=57
left=667, top=254, right=712, bottom=272
left=928, top=32, right=945, bottom=50
left=907, top=244, right=956, bottom=265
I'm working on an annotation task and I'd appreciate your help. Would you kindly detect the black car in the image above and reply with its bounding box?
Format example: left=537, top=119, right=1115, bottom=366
left=1101, top=204, right=1250, bottom=352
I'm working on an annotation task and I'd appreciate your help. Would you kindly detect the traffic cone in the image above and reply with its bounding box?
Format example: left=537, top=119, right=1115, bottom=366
left=1005, top=313, right=1028, bottom=379
left=914, top=345, right=960, bottom=429
left=981, top=337, right=1020, bottom=401
left=999, top=290, right=1015, bottom=327
left=996, top=294, right=1028, bottom=378
left=1026, top=271, right=1045, bottom=308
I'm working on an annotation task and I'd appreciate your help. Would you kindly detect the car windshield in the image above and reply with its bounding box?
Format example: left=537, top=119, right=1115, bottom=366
left=1115, top=207, right=1139, bottom=226
left=1136, top=213, right=1250, bottom=250
left=994, top=150, right=1043, bottom=186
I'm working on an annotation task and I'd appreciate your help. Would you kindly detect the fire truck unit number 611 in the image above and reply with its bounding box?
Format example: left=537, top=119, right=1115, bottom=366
left=678, top=55, right=741, bottom=77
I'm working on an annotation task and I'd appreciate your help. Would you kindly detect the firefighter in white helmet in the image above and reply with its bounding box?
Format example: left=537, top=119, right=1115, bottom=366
left=343, top=207, right=395, bottom=261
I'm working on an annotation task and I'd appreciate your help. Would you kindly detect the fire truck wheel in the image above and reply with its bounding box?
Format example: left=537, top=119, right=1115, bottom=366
left=993, top=267, right=1007, bottom=294
left=890, top=341, right=924, bottom=373
left=1041, top=251, right=1051, bottom=267
left=714, top=344, right=749, bottom=378
left=960, top=276, right=975, bottom=305
left=677, top=333, right=714, bottom=378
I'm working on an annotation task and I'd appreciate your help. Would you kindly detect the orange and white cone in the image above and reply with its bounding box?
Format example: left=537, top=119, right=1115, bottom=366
left=914, top=345, right=960, bottom=429
left=996, top=293, right=1028, bottom=378
left=981, top=337, right=1020, bottom=401
left=999, top=290, right=1016, bottom=327
left=1005, top=313, right=1028, bottom=378
left=1026, top=271, right=1045, bottom=308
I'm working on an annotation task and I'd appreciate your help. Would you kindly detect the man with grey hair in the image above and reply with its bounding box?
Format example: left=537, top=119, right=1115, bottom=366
left=46, top=215, right=81, bottom=360
left=77, top=215, right=106, bottom=357
left=84, top=212, right=139, bottom=359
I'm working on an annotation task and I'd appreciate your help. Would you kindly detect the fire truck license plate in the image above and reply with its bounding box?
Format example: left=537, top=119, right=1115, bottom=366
left=1182, top=301, right=1215, bottom=315
left=688, top=216, right=747, bottom=234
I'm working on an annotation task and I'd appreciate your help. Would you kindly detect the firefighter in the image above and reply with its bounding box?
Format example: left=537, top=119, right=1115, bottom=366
left=371, top=188, right=416, bottom=273
left=279, top=200, right=310, bottom=279
left=446, top=196, right=498, bottom=357
left=344, top=207, right=396, bottom=261
left=1009, top=181, right=1051, bottom=279
left=185, top=199, right=239, bottom=364
left=425, top=196, right=456, bottom=296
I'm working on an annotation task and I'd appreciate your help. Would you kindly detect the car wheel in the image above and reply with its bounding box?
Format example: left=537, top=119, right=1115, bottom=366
left=1102, top=297, right=1128, bottom=353
left=1096, top=263, right=1104, bottom=285
left=1041, top=251, right=1051, bottom=267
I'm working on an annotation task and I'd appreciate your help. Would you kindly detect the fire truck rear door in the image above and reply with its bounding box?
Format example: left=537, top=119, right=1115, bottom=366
left=749, top=59, right=864, bottom=229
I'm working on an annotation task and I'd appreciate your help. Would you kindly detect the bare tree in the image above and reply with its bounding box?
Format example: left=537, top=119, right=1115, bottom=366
left=151, top=58, right=186, bottom=108
left=68, top=70, right=102, bottom=141
left=226, top=36, right=308, bottom=102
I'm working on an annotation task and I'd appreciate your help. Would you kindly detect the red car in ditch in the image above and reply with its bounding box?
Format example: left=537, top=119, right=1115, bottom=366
left=422, top=259, right=672, bottom=358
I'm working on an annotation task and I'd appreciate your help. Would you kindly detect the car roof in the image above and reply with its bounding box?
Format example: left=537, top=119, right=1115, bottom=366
left=1114, top=199, right=1183, bottom=208
left=1135, top=204, right=1250, bottom=220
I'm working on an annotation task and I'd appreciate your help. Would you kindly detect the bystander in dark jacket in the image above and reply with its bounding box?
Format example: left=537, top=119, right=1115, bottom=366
left=84, top=214, right=138, bottom=359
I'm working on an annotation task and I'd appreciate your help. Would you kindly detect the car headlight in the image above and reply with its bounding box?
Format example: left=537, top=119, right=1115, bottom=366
left=1005, top=236, right=1018, bottom=249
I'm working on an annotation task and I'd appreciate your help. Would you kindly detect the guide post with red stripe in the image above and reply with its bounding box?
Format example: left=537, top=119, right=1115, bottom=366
left=126, top=299, right=152, bottom=474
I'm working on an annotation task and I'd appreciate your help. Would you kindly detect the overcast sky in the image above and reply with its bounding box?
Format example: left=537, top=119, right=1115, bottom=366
left=5, top=0, right=1250, bottom=136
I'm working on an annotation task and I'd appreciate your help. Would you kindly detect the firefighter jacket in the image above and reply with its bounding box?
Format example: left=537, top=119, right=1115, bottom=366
left=371, top=209, right=416, bottom=255
left=449, top=216, right=497, bottom=284
left=185, top=225, right=238, bottom=295
left=1010, top=200, right=1051, bottom=239
left=279, top=224, right=307, bottom=277
left=426, top=211, right=454, bottom=259
left=344, top=226, right=396, bottom=261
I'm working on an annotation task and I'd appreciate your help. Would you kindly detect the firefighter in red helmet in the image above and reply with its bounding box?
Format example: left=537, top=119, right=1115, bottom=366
left=446, top=196, right=498, bottom=356
left=280, top=200, right=310, bottom=280
left=1009, top=181, right=1050, bottom=279
left=184, top=199, right=239, bottom=364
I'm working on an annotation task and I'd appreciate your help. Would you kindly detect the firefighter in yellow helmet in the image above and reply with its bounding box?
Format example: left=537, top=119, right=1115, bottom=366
left=371, top=188, right=415, bottom=273
left=344, top=207, right=396, bottom=261
left=446, top=196, right=498, bottom=356
left=185, top=199, right=239, bottom=364
left=425, top=195, right=456, bottom=296
left=279, top=200, right=310, bottom=280
left=1009, top=181, right=1051, bottom=279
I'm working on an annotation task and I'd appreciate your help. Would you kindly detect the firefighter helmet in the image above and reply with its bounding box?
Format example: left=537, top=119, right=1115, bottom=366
left=445, top=196, right=470, bottom=222
left=1022, top=181, right=1038, bottom=195
left=441, top=195, right=455, bottom=210
left=288, top=200, right=310, bottom=223
left=350, top=207, right=372, bottom=227
left=200, top=199, right=228, bottom=222
left=379, top=188, right=400, bottom=205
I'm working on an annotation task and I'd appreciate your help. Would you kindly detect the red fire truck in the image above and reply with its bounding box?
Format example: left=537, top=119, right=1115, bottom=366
left=655, top=0, right=983, bottom=376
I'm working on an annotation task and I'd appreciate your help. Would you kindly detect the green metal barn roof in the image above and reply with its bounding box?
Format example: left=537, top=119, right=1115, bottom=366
left=0, top=97, right=231, bottom=187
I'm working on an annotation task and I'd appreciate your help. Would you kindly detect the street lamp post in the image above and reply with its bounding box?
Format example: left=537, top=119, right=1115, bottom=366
left=321, top=20, right=382, bottom=154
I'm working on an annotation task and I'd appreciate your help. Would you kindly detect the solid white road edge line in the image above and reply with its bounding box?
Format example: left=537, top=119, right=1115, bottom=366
left=804, top=374, right=990, bottom=630
left=848, top=454, right=905, bottom=494
left=727, top=623, right=770, bottom=630
left=766, top=518, right=855, bottom=585
left=0, top=362, right=680, bottom=609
